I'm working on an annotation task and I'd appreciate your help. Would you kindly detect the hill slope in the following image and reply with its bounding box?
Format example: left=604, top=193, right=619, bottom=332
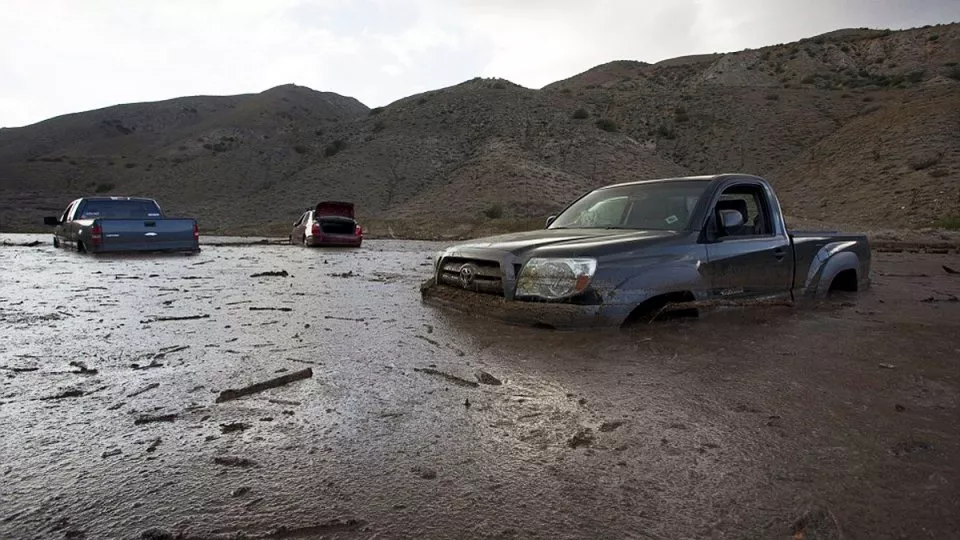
left=0, top=23, right=958, bottom=235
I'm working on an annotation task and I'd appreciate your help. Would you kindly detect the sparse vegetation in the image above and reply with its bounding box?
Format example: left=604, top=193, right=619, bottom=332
left=417, top=97, right=428, bottom=105
left=373, top=120, right=386, bottom=133
left=293, top=144, right=310, bottom=154
left=95, top=183, right=115, bottom=193
left=937, top=216, right=960, bottom=230
left=324, top=139, right=346, bottom=157
left=656, top=124, right=676, bottom=140
left=124, top=163, right=137, bottom=168
left=483, top=204, right=504, bottom=219
left=908, top=153, right=941, bottom=171
left=906, top=70, right=925, bottom=84
left=314, top=129, right=323, bottom=136
left=928, top=34, right=939, bottom=41
left=572, top=108, right=589, bottom=119
left=595, top=118, right=619, bottom=132
left=947, top=66, right=960, bottom=81
left=492, top=81, right=507, bottom=89
left=929, top=168, right=949, bottom=178
left=369, top=107, right=384, bottom=116
left=765, top=94, right=780, bottom=101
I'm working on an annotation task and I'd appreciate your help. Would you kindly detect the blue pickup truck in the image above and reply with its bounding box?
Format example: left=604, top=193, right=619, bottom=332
left=43, top=197, right=200, bottom=254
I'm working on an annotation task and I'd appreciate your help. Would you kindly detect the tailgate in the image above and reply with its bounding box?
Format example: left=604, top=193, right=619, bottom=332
left=99, top=219, right=198, bottom=252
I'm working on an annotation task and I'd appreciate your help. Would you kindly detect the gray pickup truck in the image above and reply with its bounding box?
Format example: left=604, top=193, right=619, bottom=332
left=43, top=197, right=200, bottom=254
left=421, top=174, right=871, bottom=329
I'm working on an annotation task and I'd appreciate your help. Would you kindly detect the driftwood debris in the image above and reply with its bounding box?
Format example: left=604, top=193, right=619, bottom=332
left=140, top=314, right=210, bottom=324
left=215, top=368, right=313, bottom=403
left=134, top=413, right=178, bottom=425
left=127, top=382, right=160, bottom=398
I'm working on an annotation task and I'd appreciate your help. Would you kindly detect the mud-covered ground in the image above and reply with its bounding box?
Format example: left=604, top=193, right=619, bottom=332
left=1, top=234, right=959, bottom=540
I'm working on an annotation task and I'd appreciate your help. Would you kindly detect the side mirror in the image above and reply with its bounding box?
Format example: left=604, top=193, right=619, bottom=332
left=43, top=216, right=60, bottom=226
left=545, top=215, right=557, bottom=228
left=719, top=209, right=744, bottom=233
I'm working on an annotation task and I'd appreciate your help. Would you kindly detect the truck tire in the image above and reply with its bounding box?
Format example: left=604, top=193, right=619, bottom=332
left=53, top=237, right=59, bottom=248
left=77, top=241, right=87, bottom=253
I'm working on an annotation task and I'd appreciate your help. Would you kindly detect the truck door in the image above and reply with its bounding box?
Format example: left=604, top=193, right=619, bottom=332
left=62, top=200, right=81, bottom=248
left=702, top=182, right=793, bottom=300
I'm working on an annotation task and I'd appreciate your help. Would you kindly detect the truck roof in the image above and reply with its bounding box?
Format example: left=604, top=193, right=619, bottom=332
left=600, top=173, right=767, bottom=191
left=79, top=196, right=158, bottom=202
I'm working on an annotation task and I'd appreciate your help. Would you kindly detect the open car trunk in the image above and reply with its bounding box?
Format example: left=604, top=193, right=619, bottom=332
left=314, top=202, right=357, bottom=236
left=318, top=216, right=356, bottom=235
left=315, top=201, right=355, bottom=219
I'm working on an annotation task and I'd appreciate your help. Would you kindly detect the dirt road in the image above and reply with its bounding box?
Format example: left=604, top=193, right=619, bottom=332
left=1, top=234, right=958, bottom=539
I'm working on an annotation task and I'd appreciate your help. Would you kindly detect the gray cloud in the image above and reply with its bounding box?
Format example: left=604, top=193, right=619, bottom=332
left=0, top=0, right=956, bottom=127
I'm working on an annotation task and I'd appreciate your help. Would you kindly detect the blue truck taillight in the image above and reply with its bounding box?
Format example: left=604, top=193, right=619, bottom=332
left=91, top=221, right=102, bottom=247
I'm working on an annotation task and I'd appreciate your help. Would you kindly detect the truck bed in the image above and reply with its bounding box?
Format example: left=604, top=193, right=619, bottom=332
left=789, top=230, right=871, bottom=297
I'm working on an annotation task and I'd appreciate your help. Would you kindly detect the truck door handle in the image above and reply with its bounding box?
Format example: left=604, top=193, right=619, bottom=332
left=773, top=248, right=786, bottom=260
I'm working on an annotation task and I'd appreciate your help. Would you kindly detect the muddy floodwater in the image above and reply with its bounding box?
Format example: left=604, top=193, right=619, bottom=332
left=1, top=233, right=959, bottom=539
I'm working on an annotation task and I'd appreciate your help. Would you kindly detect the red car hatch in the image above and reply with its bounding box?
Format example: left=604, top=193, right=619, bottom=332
left=315, top=201, right=355, bottom=219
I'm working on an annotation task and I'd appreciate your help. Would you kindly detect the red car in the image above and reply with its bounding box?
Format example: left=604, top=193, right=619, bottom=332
left=289, top=201, right=363, bottom=247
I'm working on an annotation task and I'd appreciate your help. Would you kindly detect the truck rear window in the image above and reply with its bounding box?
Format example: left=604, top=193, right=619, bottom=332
left=76, top=200, right=162, bottom=219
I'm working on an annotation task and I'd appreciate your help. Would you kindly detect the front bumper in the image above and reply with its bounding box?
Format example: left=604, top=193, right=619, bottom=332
left=420, top=280, right=615, bottom=329
left=307, top=235, right=362, bottom=247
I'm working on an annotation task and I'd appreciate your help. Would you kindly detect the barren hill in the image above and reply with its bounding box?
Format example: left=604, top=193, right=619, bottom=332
left=0, top=23, right=957, bottom=235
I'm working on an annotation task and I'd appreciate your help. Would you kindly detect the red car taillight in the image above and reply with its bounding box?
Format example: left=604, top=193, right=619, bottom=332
left=193, top=222, right=199, bottom=240
left=312, top=222, right=321, bottom=236
left=355, top=225, right=363, bottom=237
left=91, top=221, right=102, bottom=247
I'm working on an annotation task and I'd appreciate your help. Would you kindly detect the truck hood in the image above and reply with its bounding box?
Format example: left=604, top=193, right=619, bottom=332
left=315, top=201, right=355, bottom=219
left=442, top=228, right=680, bottom=258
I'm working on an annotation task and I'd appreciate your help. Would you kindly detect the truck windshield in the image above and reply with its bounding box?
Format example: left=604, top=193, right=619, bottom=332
left=76, top=200, right=163, bottom=220
left=549, top=180, right=709, bottom=231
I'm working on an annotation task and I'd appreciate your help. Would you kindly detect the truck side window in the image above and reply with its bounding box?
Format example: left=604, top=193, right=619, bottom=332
left=714, top=185, right=773, bottom=237
left=61, top=201, right=78, bottom=222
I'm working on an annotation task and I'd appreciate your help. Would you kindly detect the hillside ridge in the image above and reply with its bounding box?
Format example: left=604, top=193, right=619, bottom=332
left=1, top=22, right=957, bottom=235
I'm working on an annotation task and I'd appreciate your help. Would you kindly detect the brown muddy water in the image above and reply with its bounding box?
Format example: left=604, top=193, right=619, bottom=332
left=1, top=234, right=958, bottom=540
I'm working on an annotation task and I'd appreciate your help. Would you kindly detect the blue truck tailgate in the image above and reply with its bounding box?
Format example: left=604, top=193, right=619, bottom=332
left=98, top=218, right=199, bottom=252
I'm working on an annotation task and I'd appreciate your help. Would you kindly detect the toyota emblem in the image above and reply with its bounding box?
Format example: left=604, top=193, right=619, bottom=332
left=459, top=263, right=479, bottom=288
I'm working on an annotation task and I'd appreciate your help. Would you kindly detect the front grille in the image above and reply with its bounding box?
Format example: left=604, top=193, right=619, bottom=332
left=438, top=257, right=504, bottom=296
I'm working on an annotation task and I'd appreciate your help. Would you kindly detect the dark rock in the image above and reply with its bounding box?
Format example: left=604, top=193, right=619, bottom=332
left=140, top=528, right=174, bottom=540
left=567, top=429, right=594, bottom=448
left=220, top=422, right=251, bottom=434
left=475, top=370, right=502, bottom=385
left=213, top=456, right=257, bottom=467
left=599, top=420, right=624, bottom=432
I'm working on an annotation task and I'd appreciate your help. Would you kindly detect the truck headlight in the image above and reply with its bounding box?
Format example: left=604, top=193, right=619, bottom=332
left=515, top=258, right=597, bottom=300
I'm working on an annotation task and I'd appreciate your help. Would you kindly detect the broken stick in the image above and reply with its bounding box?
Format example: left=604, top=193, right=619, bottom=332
left=215, top=367, right=313, bottom=403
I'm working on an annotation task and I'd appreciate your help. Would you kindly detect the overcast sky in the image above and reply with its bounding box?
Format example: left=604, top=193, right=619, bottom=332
left=1, top=0, right=957, bottom=127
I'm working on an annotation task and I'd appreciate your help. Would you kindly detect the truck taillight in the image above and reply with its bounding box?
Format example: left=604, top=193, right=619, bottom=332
left=312, top=222, right=321, bottom=236
left=193, top=222, right=199, bottom=240
left=355, top=225, right=363, bottom=237
left=91, top=222, right=102, bottom=246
